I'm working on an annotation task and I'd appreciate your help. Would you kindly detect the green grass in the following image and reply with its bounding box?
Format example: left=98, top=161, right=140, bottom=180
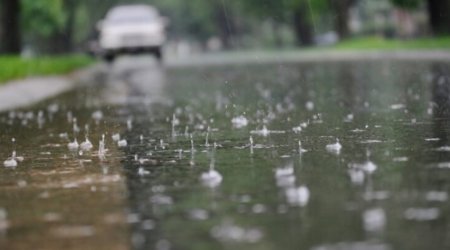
left=334, top=36, right=450, bottom=50
left=0, top=55, right=93, bottom=83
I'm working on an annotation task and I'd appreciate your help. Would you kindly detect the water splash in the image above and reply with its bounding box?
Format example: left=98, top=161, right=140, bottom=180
left=118, top=139, right=128, bottom=147
left=190, top=134, right=195, bottom=152
left=127, top=118, right=133, bottom=131
left=205, top=126, right=210, bottom=147
left=3, top=138, right=23, bottom=167
left=231, top=115, right=248, bottom=128
left=285, top=186, right=310, bottom=207
left=98, top=134, right=107, bottom=160
left=200, top=145, right=222, bottom=188
left=326, top=138, right=342, bottom=154
left=363, top=208, right=386, bottom=233
left=112, top=133, right=121, bottom=142
left=211, top=220, right=263, bottom=243
left=80, top=137, right=93, bottom=151
left=67, top=138, right=79, bottom=151
left=91, top=110, right=103, bottom=124
left=298, top=141, right=307, bottom=154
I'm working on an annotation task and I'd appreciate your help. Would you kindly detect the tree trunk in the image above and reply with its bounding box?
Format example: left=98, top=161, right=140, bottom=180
left=213, top=1, right=236, bottom=49
left=1, top=0, right=21, bottom=54
left=292, top=5, right=313, bottom=47
left=272, top=21, right=284, bottom=48
left=45, top=0, right=76, bottom=54
left=330, top=0, right=353, bottom=40
left=427, top=0, right=450, bottom=35
left=62, top=0, right=76, bottom=52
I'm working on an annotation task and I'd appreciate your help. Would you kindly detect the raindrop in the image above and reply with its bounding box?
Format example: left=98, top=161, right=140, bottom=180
left=425, top=191, right=448, bottom=202
left=205, top=126, right=210, bottom=147
left=326, top=138, right=342, bottom=154
left=188, top=209, right=209, bottom=220
left=112, top=133, right=121, bottom=142
left=92, top=110, right=103, bottom=124
left=292, top=126, right=302, bottom=133
left=298, top=141, right=307, bottom=154
left=67, top=139, right=79, bottom=151
left=59, top=132, right=69, bottom=139
left=231, top=115, right=248, bottom=128
left=285, top=186, right=310, bottom=207
left=305, top=101, right=314, bottom=111
left=404, top=208, right=440, bottom=221
left=80, top=137, right=93, bottom=151
left=138, top=167, right=150, bottom=176
left=275, top=165, right=294, bottom=178
left=0, top=208, right=9, bottom=231
left=252, top=204, right=267, bottom=214
left=211, top=220, right=263, bottom=243
left=98, top=134, right=107, bottom=160
left=348, top=168, right=365, bottom=185
left=344, top=113, right=354, bottom=122
left=251, top=125, right=270, bottom=137
left=118, top=139, right=128, bottom=147
left=3, top=157, right=17, bottom=168
left=127, top=118, right=133, bottom=131
left=72, top=118, right=80, bottom=133
left=190, top=134, right=195, bottom=152
left=363, top=208, right=386, bottom=232
left=200, top=156, right=222, bottom=188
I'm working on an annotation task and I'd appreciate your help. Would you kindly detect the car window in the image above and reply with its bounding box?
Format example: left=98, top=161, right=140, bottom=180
left=106, top=7, right=157, bottom=23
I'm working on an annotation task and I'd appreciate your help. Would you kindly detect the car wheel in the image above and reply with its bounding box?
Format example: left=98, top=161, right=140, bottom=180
left=104, top=53, right=115, bottom=63
left=154, top=48, right=163, bottom=62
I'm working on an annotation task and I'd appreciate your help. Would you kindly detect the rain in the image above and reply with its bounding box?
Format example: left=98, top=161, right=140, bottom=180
left=1, top=1, right=450, bottom=250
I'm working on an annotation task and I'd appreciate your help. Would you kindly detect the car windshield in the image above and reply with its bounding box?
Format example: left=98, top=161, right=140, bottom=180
left=106, top=6, right=157, bottom=23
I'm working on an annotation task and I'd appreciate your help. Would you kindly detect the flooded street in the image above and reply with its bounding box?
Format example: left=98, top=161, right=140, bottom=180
left=1, top=56, right=449, bottom=250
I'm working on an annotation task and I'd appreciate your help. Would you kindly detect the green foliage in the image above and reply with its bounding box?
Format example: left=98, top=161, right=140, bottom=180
left=390, top=0, right=422, bottom=9
left=153, top=0, right=218, bottom=40
left=22, top=0, right=65, bottom=36
left=334, top=36, right=450, bottom=49
left=239, top=0, right=330, bottom=21
left=0, top=55, right=93, bottom=83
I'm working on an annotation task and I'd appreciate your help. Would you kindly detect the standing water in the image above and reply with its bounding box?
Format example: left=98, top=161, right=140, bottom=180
left=0, top=58, right=449, bottom=250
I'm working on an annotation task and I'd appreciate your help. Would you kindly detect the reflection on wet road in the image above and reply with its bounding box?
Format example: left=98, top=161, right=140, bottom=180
left=1, top=55, right=450, bottom=250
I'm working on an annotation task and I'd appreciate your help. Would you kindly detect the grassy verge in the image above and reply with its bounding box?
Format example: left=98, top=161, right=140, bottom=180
left=0, top=55, right=93, bottom=83
left=334, top=36, right=450, bottom=50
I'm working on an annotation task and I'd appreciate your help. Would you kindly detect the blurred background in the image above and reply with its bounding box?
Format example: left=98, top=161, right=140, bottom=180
left=1, top=0, right=449, bottom=57
left=1, top=2, right=450, bottom=250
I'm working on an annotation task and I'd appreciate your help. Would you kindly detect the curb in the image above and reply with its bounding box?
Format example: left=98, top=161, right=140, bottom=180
left=166, top=50, right=450, bottom=67
left=0, top=64, right=101, bottom=112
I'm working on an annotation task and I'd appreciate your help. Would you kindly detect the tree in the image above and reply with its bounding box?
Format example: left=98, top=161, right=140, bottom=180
left=1, top=0, right=21, bottom=54
left=329, top=0, right=355, bottom=40
left=291, top=1, right=314, bottom=46
left=212, top=0, right=238, bottom=49
left=239, top=0, right=317, bottom=47
left=391, top=0, right=450, bottom=35
left=391, top=0, right=421, bottom=9
left=427, top=0, right=450, bottom=35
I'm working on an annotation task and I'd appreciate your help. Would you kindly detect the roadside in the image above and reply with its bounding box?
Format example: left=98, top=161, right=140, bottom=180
left=334, top=36, right=450, bottom=50
left=0, top=55, right=93, bottom=83
left=167, top=36, right=450, bottom=67
left=166, top=49, right=450, bottom=68
left=0, top=60, right=102, bottom=112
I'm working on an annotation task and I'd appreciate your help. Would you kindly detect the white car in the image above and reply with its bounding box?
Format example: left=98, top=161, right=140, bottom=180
left=98, top=4, right=167, bottom=62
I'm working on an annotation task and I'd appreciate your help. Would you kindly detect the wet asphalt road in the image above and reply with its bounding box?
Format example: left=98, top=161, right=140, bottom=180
left=1, top=55, right=450, bottom=250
